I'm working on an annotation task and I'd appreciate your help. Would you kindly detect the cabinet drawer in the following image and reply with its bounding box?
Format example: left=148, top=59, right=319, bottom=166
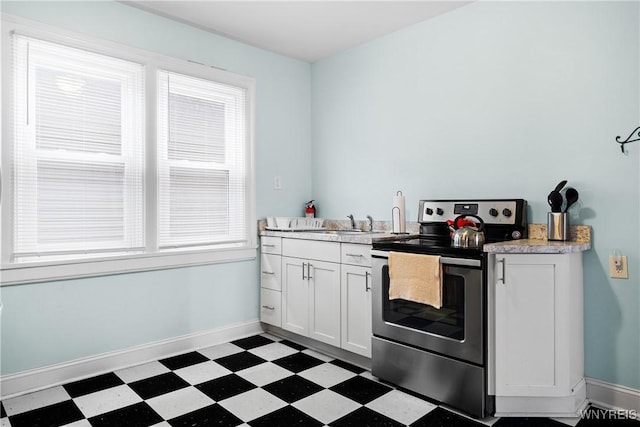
left=282, top=239, right=341, bottom=263
left=261, top=236, right=281, bottom=254
left=341, top=243, right=372, bottom=267
left=260, top=288, right=282, bottom=327
left=261, top=254, right=281, bottom=291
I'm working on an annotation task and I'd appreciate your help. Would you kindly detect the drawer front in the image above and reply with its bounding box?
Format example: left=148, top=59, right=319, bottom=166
left=282, top=239, right=341, bottom=263
left=261, top=254, right=281, bottom=291
left=260, top=288, right=282, bottom=327
left=341, top=243, right=372, bottom=267
left=261, top=236, right=282, bottom=254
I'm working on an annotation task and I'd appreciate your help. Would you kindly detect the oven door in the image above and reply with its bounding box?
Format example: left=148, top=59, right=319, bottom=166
left=371, top=250, right=484, bottom=365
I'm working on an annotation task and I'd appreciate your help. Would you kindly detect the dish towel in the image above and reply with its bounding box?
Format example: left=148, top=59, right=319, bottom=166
left=388, top=252, right=443, bottom=309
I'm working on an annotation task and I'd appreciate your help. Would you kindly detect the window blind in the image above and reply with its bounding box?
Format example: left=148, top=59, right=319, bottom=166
left=157, top=70, right=247, bottom=249
left=12, top=34, right=145, bottom=261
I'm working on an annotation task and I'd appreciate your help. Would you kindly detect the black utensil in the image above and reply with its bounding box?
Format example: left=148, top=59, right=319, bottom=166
left=554, top=180, right=568, bottom=192
left=564, top=188, right=579, bottom=212
left=547, top=191, right=563, bottom=213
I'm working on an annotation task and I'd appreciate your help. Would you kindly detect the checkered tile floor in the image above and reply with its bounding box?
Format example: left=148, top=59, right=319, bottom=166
left=1, top=334, right=634, bottom=426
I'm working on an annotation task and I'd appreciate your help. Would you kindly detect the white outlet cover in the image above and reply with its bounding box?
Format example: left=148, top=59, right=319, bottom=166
left=609, top=255, right=628, bottom=279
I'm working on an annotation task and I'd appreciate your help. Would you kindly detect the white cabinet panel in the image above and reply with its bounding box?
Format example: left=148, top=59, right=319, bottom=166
left=282, top=256, right=309, bottom=336
left=260, top=288, right=282, bottom=328
left=282, top=256, right=340, bottom=346
left=272, top=238, right=374, bottom=358
left=341, top=243, right=372, bottom=267
left=496, top=261, right=557, bottom=392
left=282, top=239, right=340, bottom=263
left=259, top=237, right=282, bottom=328
left=261, top=254, right=282, bottom=291
left=261, top=236, right=282, bottom=254
left=341, top=264, right=372, bottom=357
left=309, top=260, right=341, bottom=347
left=493, top=252, right=585, bottom=415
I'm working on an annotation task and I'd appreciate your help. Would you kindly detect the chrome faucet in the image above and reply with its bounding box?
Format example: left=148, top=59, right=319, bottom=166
left=347, top=214, right=356, bottom=230
left=366, top=215, right=374, bottom=231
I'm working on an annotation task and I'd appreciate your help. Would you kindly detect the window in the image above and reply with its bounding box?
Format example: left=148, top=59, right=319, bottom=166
left=12, top=35, right=145, bottom=262
left=1, top=17, right=256, bottom=285
left=157, top=71, right=247, bottom=249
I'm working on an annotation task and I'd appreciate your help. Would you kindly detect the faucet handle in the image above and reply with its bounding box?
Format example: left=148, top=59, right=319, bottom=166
left=347, top=214, right=356, bottom=230
left=366, top=215, right=374, bottom=231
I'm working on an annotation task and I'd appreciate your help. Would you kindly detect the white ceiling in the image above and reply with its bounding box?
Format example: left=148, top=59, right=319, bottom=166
left=123, top=1, right=472, bottom=63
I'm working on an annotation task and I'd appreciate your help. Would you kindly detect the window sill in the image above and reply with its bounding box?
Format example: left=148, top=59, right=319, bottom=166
left=0, top=246, right=258, bottom=286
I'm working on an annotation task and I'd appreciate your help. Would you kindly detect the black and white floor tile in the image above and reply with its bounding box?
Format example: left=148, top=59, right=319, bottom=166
left=1, top=334, right=637, bottom=427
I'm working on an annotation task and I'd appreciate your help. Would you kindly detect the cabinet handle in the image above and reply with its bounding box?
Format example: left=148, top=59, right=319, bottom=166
left=261, top=271, right=275, bottom=275
left=346, top=253, right=365, bottom=258
left=497, top=258, right=506, bottom=284
left=262, top=305, right=275, bottom=310
left=262, top=244, right=276, bottom=248
left=302, top=262, right=307, bottom=280
left=307, top=263, right=313, bottom=280
left=365, top=271, right=371, bottom=291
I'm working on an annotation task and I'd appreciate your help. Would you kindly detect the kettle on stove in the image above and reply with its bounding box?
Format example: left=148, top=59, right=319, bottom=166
left=451, top=214, right=485, bottom=249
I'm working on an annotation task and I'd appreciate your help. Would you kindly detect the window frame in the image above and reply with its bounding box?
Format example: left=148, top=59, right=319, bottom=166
left=1, top=15, right=257, bottom=286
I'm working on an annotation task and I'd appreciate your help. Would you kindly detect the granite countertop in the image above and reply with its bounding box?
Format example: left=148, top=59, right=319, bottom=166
left=484, top=224, right=592, bottom=254
left=259, top=219, right=418, bottom=245
left=260, top=229, right=402, bottom=245
left=260, top=219, right=593, bottom=253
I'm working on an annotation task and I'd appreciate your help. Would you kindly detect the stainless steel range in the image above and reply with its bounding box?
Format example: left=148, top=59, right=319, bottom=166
left=371, top=199, right=528, bottom=418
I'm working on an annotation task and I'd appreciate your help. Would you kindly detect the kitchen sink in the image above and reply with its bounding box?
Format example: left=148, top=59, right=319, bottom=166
left=323, top=230, right=386, bottom=235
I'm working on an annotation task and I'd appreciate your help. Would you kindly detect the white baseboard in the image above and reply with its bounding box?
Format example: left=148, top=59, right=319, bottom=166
left=1, top=320, right=263, bottom=399
left=495, top=379, right=588, bottom=418
left=586, top=377, right=640, bottom=413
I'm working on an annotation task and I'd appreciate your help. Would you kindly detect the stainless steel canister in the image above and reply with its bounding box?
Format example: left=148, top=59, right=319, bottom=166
left=547, top=212, right=568, bottom=241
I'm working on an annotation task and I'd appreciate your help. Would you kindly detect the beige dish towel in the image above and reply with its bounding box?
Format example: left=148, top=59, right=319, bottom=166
left=388, top=251, right=443, bottom=309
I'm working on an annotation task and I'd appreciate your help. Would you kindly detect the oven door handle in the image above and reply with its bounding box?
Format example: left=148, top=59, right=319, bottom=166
left=370, top=250, right=481, bottom=267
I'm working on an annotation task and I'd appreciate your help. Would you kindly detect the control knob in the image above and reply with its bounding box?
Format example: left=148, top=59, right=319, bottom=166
left=489, top=208, right=499, bottom=217
left=502, top=208, right=512, bottom=217
left=436, top=208, right=444, bottom=215
left=426, top=208, right=433, bottom=215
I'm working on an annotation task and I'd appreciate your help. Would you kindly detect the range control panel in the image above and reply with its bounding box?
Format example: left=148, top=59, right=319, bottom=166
left=418, top=199, right=527, bottom=226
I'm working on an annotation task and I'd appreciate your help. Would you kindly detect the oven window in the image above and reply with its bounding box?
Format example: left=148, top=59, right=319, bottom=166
left=382, top=265, right=465, bottom=341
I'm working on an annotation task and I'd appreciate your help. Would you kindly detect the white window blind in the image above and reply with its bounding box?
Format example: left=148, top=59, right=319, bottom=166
left=157, top=70, right=247, bottom=249
left=12, top=34, right=145, bottom=262
left=3, top=17, right=256, bottom=283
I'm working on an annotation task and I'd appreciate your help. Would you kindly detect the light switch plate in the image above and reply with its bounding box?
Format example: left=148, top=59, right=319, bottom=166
left=609, top=255, right=628, bottom=279
left=273, top=175, right=282, bottom=190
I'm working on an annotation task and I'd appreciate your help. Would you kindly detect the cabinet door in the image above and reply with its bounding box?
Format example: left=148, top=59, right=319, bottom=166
left=494, top=254, right=569, bottom=396
left=261, top=254, right=281, bottom=291
left=282, top=256, right=309, bottom=336
left=260, top=288, right=282, bottom=327
left=341, top=264, right=372, bottom=357
left=261, top=236, right=281, bottom=254
left=341, top=243, right=372, bottom=267
left=308, top=259, right=341, bottom=347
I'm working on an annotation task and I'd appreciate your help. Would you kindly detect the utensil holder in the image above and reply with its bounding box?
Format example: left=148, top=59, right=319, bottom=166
left=547, top=212, right=568, bottom=241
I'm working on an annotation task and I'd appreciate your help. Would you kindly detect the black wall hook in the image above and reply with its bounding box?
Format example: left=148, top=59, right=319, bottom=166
left=616, top=126, right=640, bottom=153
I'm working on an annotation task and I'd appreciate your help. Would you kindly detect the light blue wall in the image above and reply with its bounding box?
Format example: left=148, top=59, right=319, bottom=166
left=0, top=1, right=312, bottom=375
left=3, top=0, right=639, bottom=393
left=311, top=1, right=639, bottom=389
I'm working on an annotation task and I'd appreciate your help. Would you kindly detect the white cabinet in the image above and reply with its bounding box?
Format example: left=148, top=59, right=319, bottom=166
left=260, top=288, right=282, bottom=327
left=264, top=236, right=374, bottom=358
left=492, top=252, right=586, bottom=416
left=282, top=240, right=341, bottom=347
left=340, top=243, right=372, bottom=357
left=341, top=263, right=372, bottom=357
left=261, top=254, right=282, bottom=291
left=259, top=236, right=282, bottom=327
